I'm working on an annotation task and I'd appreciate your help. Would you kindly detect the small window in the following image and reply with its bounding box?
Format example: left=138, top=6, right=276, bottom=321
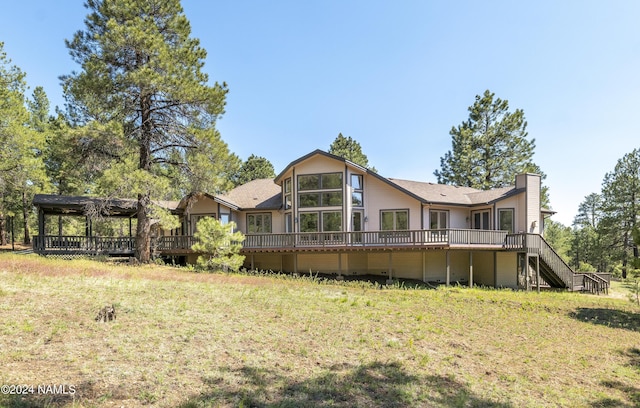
left=298, top=175, right=320, bottom=190
left=321, top=173, right=342, bottom=189
left=472, top=210, right=491, bottom=230
left=322, top=192, right=342, bottom=206
left=247, top=213, right=272, bottom=233
left=499, top=209, right=514, bottom=233
left=322, top=212, right=342, bottom=232
left=351, top=174, right=362, bottom=190
left=284, top=178, right=292, bottom=210
left=351, top=192, right=363, bottom=207
left=299, top=193, right=320, bottom=207
left=351, top=174, right=364, bottom=207
left=381, top=210, right=408, bottom=231
left=430, top=210, right=448, bottom=230
left=300, top=212, right=319, bottom=232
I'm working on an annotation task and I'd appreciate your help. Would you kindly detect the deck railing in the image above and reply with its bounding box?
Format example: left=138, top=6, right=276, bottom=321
left=33, top=235, right=135, bottom=254
left=33, top=229, right=509, bottom=254
left=242, top=229, right=508, bottom=249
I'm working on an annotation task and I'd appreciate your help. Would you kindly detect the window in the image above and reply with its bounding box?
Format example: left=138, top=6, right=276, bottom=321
left=297, top=173, right=343, bottom=208
left=381, top=210, right=408, bottom=230
left=220, top=214, right=230, bottom=225
left=298, top=192, right=343, bottom=207
left=430, top=210, right=448, bottom=230
left=284, top=178, right=292, bottom=210
left=351, top=174, right=362, bottom=190
left=351, top=174, right=363, bottom=207
left=299, top=193, right=320, bottom=207
left=285, top=213, right=293, bottom=233
left=299, top=212, right=319, bottom=232
left=498, top=209, right=514, bottom=233
left=298, top=173, right=342, bottom=190
left=299, top=211, right=343, bottom=232
left=247, top=213, right=272, bottom=233
left=472, top=210, right=491, bottom=230
left=298, top=175, right=320, bottom=191
left=322, top=173, right=342, bottom=189
left=191, top=214, right=215, bottom=234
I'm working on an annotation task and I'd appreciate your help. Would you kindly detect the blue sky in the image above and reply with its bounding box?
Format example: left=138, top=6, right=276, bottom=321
left=1, top=1, right=639, bottom=226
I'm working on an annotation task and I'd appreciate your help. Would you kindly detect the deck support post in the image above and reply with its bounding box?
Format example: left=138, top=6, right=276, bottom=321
left=446, top=250, right=450, bottom=286
left=493, top=252, right=497, bottom=287
left=535, top=255, right=540, bottom=293
left=251, top=254, right=255, bottom=270
left=422, top=251, right=426, bottom=283
left=386, top=251, right=394, bottom=284
left=294, top=253, right=298, bottom=274
left=337, top=253, right=344, bottom=280
left=469, top=251, right=473, bottom=288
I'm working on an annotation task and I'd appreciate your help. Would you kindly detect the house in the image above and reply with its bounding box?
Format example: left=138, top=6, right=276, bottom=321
left=32, top=149, right=608, bottom=292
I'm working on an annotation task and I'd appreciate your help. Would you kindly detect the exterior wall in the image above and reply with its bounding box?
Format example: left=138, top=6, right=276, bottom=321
left=495, top=195, right=520, bottom=233
left=365, top=176, right=422, bottom=230
left=237, top=210, right=284, bottom=234
left=298, top=253, right=341, bottom=274
left=425, top=206, right=468, bottom=230
left=495, top=252, right=518, bottom=288
left=472, top=251, right=494, bottom=286
left=424, top=252, right=447, bottom=282
left=244, top=253, right=283, bottom=271
left=516, top=173, right=541, bottom=234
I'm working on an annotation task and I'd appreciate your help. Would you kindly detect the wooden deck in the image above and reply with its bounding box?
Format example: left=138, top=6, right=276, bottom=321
left=33, top=229, right=511, bottom=256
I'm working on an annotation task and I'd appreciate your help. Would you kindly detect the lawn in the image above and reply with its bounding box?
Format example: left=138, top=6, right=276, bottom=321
left=0, top=253, right=639, bottom=407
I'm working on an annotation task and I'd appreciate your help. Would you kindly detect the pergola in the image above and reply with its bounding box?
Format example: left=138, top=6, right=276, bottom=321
left=32, top=194, right=139, bottom=238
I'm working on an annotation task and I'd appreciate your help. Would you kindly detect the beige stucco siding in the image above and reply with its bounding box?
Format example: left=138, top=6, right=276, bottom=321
left=245, top=253, right=283, bottom=271
left=496, top=252, right=517, bottom=288
left=494, top=195, right=520, bottom=232
left=365, top=177, right=422, bottom=230
left=292, top=155, right=346, bottom=175
left=471, top=251, right=494, bottom=286
left=298, top=253, right=341, bottom=274
left=424, top=251, right=447, bottom=282
left=385, top=252, right=422, bottom=280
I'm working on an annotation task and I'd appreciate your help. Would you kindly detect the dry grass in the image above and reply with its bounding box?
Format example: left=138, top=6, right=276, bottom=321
left=0, top=253, right=639, bottom=407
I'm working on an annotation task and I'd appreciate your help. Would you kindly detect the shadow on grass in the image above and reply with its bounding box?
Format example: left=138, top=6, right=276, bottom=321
left=589, top=348, right=640, bottom=408
left=570, top=308, right=640, bottom=332
left=179, top=361, right=512, bottom=407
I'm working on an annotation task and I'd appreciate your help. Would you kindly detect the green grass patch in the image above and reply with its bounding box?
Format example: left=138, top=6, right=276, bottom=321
left=0, top=253, right=639, bottom=407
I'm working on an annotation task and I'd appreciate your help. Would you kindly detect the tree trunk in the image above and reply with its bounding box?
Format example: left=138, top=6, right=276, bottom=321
left=135, top=192, right=152, bottom=263
left=0, top=214, right=6, bottom=246
left=22, top=191, right=31, bottom=245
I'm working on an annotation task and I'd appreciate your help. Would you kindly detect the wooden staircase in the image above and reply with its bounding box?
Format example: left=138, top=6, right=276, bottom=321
left=509, top=233, right=610, bottom=293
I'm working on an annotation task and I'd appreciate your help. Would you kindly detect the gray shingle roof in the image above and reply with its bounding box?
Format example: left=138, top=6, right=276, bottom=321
left=388, top=179, right=522, bottom=206
left=218, top=179, right=281, bottom=210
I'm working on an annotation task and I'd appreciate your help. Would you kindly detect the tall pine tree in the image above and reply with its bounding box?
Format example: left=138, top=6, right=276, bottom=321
left=600, top=148, right=640, bottom=278
left=435, top=90, right=543, bottom=192
left=62, top=0, right=236, bottom=262
left=328, top=133, right=377, bottom=172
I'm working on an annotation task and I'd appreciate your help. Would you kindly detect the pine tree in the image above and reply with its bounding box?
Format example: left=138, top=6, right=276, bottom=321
left=435, top=90, right=543, bottom=191
left=600, top=148, right=640, bottom=278
left=233, top=154, right=276, bottom=186
left=328, top=133, right=377, bottom=172
left=62, top=0, right=236, bottom=262
left=0, top=43, right=48, bottom=245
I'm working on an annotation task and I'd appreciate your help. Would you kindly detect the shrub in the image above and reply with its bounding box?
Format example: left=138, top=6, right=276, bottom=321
left=191, top=218, right=245, bottom=272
